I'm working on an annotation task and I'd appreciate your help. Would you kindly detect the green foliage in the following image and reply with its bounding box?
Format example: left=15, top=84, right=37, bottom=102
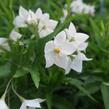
left=0, top=0, right=109, bottom=109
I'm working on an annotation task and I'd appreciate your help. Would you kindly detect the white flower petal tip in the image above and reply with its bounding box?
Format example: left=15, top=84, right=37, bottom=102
left=69, top=22, right=76, bottom=33
left=0, top=99, right=9, bottom=109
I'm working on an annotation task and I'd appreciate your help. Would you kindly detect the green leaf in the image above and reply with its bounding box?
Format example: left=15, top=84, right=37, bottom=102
left=14, top=69, right=29, bottom=78
left=65, top=78, right=96, bottom=102
left=0, top=63, right=10, bottom=77
left=30, top=67, right=40, bottom=88
left=101, top=82, right=109, bottom=109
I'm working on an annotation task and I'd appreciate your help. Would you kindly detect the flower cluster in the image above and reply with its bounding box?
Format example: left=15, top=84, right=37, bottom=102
left=14, top=6, right=58, bottom=38
left=0, top=6, right=91, bottom=109
left=61, top=0, right=95, bottom=22
left=71, top=0, right=95, bottom=16
left=45, top=23, right=90, bottom=74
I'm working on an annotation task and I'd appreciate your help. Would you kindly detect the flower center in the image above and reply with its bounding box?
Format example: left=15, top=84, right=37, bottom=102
left=69, top=37, right=75, bottom=42
left=54, top=48, right=61, bottom=54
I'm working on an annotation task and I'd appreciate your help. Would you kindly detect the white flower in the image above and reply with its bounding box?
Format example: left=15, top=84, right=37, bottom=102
left=0, top=38, right=10, bottom=52
left=0, top=99, right=9, bottom=109
left=65, top=23, right=89, bottom=48
left=13, top=6, right=29, bottom=28
left=44, top=31, right=75, bottom=72
left=10, top=30, right=22, bottom=41
left=35, top=8, right=58, bottom=38
left=20, top=98, right=44, bottom=109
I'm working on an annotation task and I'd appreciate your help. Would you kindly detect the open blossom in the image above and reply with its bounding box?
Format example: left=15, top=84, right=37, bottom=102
left=65, top=23, right=89, bottom=48
left=70, top=0, right=95, bottom=16
left=20, top=98, right=44, bottom=109
left=65, top=23, right=90, bottom=73
left=45, top=22, right=90, bottom=74
left=35, top=8, right=58, bottom=38
left=0, top=99, right=9, bottom=109
left=10, top=30, right=22, bottom=41
left=14, top=6, right=58, bottom=38
left=44, top=31, right=75, bottom=72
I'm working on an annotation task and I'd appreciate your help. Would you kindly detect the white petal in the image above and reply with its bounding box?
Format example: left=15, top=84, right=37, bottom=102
left=55, top=54, right=69, bottom=71
left=20, top=103, right=26, bottom=109
left=64, top=23, right=76, bottom=40
left=78, top=52, right=91, bottom=61
left=54, top=31, right=66, bottom=45
left=65, top=58, right=72, bottom=74
left=43, top=13, right=50, bottom=19
left=71, top=56, right=83, bottom=73
left=75, top=33, right=89, bottom=44
left=61, top=42, right=76, bottom=55
left=35, top=8, right=43, bottom=18
left=25, top=99, right=41, bottom=108
left=10, top=30, right=22, bottom=41
left=13, top=16, right=27, bottom=27
left=0, top=100, right=9, bottom=109
left=44, top=41, right=54, bottom=53
left=78, top=42, right=88, bottom=51
left=47, top=20, right=58, bottom=30
left=19, top=6, right=29, bottom=18
left=39, top=28, right=53, bottom=38
left=68, top=22, right=76, bottom=35
left=45, top=52, right=55, bottom=68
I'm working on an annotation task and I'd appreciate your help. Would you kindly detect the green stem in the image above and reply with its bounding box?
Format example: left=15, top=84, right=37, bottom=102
left=12, top=83, right=24, bottom=102
left=1, top=78, right=12, bottom=100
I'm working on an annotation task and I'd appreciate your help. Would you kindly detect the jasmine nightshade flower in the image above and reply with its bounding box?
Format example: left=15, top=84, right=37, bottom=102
left=20, top=98, right=44, bottom=109
left=0, top=99, right=9, bottom=109
left=14, top=6, right=58, bottom=38
left=35, top=8, right=58, bottom=38
left=44, top=31, right=75, bottom=72
left=65, top=22, right=89, bottom=48
left=10, top=30, right=22, bottom=41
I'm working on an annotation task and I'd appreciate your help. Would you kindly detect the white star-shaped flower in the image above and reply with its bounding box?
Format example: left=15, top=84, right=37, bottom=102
left=65, top=22, right=89, bottom=48
left=35, top=8, right=58, bottom=38
left=44, top=31, right=75, bottom=72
